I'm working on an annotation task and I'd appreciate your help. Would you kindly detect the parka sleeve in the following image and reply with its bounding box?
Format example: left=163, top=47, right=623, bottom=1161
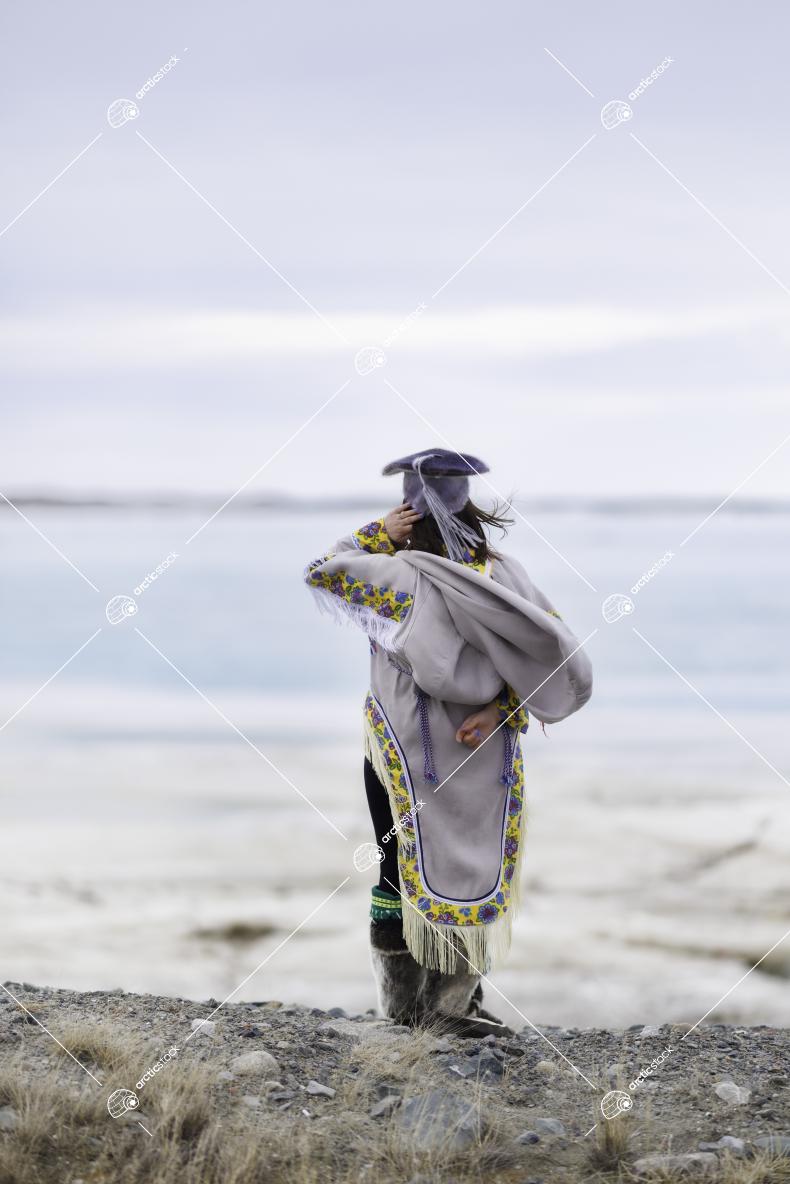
left=305, top=518, right=396, bottom=569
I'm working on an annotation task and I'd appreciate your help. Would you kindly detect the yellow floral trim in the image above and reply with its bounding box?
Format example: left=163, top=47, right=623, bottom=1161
left=496, top=684, right=529, bottom=734
left=364, top=692, right=524, bottom=927
left=353, top=519, right=396, bottom=554
left=306, top=565, right=413, bottom=623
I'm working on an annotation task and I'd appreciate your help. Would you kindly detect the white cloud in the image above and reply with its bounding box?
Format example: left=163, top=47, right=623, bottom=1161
left=1, top=303, right=786, bottom=371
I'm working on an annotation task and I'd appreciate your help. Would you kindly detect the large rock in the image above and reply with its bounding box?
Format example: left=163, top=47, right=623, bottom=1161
left=230, top=1049, right=280, bottom=1077
left=713, top=1081, right=750, bottom=1105
left=396, top=1090, right=482, bottom=1151
left=534, top=1116, right=566, bottom=1136
left=318, top=1018, right=410, bottom=1044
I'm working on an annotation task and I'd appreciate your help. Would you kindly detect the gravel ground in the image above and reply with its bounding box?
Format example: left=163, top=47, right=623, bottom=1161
left=2, top=982, right=790, bottom=1182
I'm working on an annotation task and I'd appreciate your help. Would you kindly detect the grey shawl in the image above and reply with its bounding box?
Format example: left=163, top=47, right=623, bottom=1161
left=306, top=537, right=592, bottom=973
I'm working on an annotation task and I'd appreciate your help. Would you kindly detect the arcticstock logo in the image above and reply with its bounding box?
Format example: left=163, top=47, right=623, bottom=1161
left=600, top=1090, right=633, bottom=1120
left=107, top=99, right=139, bottom=129
left=601, top=57, right=674, bottom=129
left=107, top=1089, right=139, bottom=1118
left=354, top=346, right=386, bottom=376
left=107, top=51, right=186, bottom=128
left=601, top=552, right=674, bottom=623
left=353, top=842, right=385, bottom=872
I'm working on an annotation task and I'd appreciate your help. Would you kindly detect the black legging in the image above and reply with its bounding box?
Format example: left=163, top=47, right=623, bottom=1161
left=363, top=758, right=400, bottom=893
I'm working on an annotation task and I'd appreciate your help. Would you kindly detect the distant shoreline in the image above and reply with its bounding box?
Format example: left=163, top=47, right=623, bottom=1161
left=3, top=492, right=790, bottom=516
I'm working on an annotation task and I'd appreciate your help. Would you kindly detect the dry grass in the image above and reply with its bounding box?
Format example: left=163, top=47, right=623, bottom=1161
left=0, top=1020, right=532, bottom=1184
left=627, top=1152, right=790, bottom=1183
left=588, top=1113, right=634, bottom=1175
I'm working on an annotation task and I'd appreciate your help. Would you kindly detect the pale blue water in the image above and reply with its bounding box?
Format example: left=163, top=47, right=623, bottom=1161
left=2, top=503, right=789, bottom=718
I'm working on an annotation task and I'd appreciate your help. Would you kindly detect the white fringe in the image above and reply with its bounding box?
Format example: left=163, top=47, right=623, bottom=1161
left=364, top=712, right=527, bottom=977
left=308, top=585, right=403, bottom=652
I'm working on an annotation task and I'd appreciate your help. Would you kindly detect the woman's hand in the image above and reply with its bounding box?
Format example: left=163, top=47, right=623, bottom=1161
left=456, top=701, right=501, bottom=749
left=383, top=502, right=422, bottom=545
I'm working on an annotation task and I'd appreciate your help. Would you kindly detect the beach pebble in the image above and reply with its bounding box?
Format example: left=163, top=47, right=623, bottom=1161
left=370, top=1095, right=401, bottom=1118
left=190, top=1019, right=216, bottom=1037
left=306, top=1081, right=336, bottom=1098
left=216, top=1070, right=234, bottom=1082
left=516, top=1130, right=540, bottom=1144
left=699, top=1135, right=745, bottom=1153
left=714, top=1080, right=750, bottom=1104
left=633, top=1153, right=717, bottom=1177
left=241, top=1095, right=260, bottom=1109
left=640, top=1025, right=663, bottom=1038
left=533, top=1117, right=565, bottom=1136
left=0, top=1107, right=19, bottom=1132
left=430, top=1038, right=453, bottom=1053
left=327, top=1007, right=347, bottom=1018
left=534, top=1060, right=559, bottom=1076
left=230, top=1049, right=280, bottom=1077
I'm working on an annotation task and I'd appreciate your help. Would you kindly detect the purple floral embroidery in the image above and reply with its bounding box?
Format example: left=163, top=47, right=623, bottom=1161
left=476, top=903, right=499, bottom=924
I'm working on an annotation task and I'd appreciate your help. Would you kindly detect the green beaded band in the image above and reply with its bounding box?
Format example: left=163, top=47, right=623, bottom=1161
left=371, top=885, right=402, bottom=921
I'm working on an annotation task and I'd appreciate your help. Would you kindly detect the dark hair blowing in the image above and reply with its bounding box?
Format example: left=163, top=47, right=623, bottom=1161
left=405, top=499, right=513, bottom=562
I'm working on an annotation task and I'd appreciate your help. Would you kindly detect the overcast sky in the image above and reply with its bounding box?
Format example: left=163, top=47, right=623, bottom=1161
left=2, top=0, right=789, bottom=500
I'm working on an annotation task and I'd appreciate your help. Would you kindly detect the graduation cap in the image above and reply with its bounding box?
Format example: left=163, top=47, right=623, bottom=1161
left=382, top=448, right=490, bottom=561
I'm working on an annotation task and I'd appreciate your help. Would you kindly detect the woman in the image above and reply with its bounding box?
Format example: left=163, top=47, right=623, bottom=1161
left=305, top=449, right=592, bottom=1036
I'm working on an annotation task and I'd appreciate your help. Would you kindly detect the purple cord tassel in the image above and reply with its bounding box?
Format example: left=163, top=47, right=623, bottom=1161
left=500, top=726, right=517, bottom=787
left=415, top=687, right=438, bottom=784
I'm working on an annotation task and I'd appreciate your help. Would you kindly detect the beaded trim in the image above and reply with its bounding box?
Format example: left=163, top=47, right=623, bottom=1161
left=370, top=885, right=403, bottom=921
